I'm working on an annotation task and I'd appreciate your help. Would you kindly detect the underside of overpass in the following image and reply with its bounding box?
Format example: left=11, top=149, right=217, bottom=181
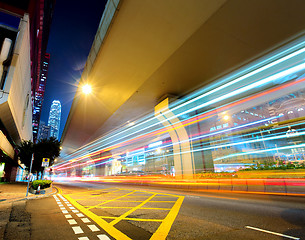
left=60, top=0, right=305, bottom=157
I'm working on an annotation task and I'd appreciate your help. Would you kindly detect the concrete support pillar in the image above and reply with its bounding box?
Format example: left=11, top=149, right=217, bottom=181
left=155, top=98, right=194, bottom=179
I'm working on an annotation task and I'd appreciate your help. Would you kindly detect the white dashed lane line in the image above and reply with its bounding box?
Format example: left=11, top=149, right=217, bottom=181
left=53, top=194, right=112, bottom=239
left=72, top=226, right=84, bottom=234
left=88, top=224, right=100, bottom=232
left=78, top=237, right=90, bottom=240
left=245, top=226, right=300, bottom=240
left=81, top=218, right=91, bottom=223
left=97, top=234, right=111, bottom=240
left=68, top=219, right=77, bottom=225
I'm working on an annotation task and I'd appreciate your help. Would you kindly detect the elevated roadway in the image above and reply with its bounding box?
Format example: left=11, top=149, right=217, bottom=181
left=60, top=0, right=305, bottom=157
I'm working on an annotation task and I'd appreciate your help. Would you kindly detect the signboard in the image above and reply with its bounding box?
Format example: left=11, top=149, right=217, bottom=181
left=41, top=158, right=50, bottom=167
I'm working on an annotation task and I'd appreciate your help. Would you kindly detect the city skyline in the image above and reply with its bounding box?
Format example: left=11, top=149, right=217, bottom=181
left=39, top=0, right=107, bottom=141
left=48, top=100, right=61, bottom=140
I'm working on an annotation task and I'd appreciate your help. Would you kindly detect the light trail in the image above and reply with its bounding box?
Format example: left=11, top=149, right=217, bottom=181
left=57, top=42, right=305, bottom=164
left=54, top=38, right=305, bottom=176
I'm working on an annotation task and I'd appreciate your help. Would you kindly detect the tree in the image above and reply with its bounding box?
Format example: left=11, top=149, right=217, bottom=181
left=17, top=140, right=34, bottom=170
left=33, top=137, right=61, bottom=178
left=18, top=137, right=61, bottom=178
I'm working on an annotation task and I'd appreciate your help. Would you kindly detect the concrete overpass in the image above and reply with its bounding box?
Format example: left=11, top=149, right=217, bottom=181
left=60, top=0, right=305, bottom=158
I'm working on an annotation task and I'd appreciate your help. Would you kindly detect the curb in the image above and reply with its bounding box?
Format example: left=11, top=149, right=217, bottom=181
left=0, top=187, right=58, bottom=205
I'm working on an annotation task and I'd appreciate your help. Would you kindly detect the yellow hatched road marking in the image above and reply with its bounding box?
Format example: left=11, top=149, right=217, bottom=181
left=93, top=206, right=133, bottom=209
left=94, top=206, right=171, bottom=210
left=65, top=188, right=116, bottom=196
left=87, top=190, right=137, bottom=210
left=150, top=196, right=184, bottom=240
left=117, top=188, right=182, bottom=198
left=59, top=187, right=184, bottom=240
left=74, top=189, right=123, bottom=201
left=64, top=193, right=132, bottom=240
left=112, top=200, right=144, bottom=202
left=109, top=193, right=157, bottom=226
left=141, top=207, right=171, bottom=210
left=148, top=201, right=176, bottom=203
left=100, top=216, right=163, bottom=222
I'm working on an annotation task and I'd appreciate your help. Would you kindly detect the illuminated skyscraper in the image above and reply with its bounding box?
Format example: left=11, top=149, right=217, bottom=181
left=48, top=100, right=61, bottom=140
left=33, top=53, right=50, bottom=140
left=37, top=121, right=51, bottom=140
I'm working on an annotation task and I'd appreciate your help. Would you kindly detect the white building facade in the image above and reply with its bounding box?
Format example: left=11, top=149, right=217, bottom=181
left=0, top=14, right=33, bottom=182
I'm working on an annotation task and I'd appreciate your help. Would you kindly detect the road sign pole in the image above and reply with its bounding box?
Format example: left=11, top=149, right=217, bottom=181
left=26, top=153, right=34, bottom=197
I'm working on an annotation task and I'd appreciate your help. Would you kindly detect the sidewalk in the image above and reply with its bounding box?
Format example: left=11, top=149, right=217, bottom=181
left=0, top=182, right=57, bottom=203
left=0, top=182, right=57, bottom=240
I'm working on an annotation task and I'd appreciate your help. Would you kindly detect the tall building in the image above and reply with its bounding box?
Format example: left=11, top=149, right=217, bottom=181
left=37, top=121, right=50, bottom=140
left=0, top=0, right=55, bottom=182
left=48, top=100, right=61, bottom=140
left=33, top=53, right=50, bottom=140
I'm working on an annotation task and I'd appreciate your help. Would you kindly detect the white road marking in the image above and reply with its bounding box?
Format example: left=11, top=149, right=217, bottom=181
left=60, top=207, right=66, bottom=210
left=62, top=210, right=68, bottom=214
left=67, top=219, right=77, bottom=225
left=81, top=218, right=91, bottom=223
left=69, top=207, right=76, bottom=210
left=65, top=214, right=72, bottom=219
left=88, top=224, right=100, bottom=232
left=97, top=234, right=111, bottom=240
left=76, top=213, right=85, bottom=217
left=78, top=237, right=89, bottom=240
left=58, top=204, right=63, bottom=207
left=72, top=226, right=84, bottom=234
left=72, top=209, right=79, bottom=213
left=67, top=204, right=72, bottom=206
left=245, top=226, right=300, bottom=240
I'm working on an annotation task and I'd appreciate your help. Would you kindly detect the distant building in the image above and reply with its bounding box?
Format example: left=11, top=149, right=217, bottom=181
left=33, top=53, right=50, bottom=140
left=48, top=100, right=61, bottom=140
left=37, top=121, right=50, bottom=140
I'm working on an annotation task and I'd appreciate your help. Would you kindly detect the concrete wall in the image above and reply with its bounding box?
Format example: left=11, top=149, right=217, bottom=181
left=5, top=14, right=33, bottom=143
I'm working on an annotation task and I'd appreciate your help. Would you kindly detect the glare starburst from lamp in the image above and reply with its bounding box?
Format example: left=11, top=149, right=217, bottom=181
left=82, top=84, right=92, bottom=94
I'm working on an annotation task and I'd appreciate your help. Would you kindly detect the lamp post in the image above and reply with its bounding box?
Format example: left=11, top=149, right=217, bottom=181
left=26, top=153, right=34, bottom=197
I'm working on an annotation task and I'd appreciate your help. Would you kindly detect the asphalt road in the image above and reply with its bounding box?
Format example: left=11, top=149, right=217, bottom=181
left=26, top=181, right=305, bottom=240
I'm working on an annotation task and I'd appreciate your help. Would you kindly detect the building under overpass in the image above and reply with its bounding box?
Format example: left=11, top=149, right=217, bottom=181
left=58, top=0, right=305, bottom=178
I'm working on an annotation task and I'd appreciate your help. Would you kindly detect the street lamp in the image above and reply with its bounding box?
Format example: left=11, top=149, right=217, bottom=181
left=82, top=84, right=92, bottom=95
left=223, top=115, right=230, bottom=121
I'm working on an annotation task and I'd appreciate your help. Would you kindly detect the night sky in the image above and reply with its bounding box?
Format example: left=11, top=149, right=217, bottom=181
left=41, top=0, right=107, bottom=139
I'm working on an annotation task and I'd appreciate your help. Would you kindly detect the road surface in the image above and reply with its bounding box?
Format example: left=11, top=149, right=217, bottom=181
left=25, top=181, right=305, bottom=240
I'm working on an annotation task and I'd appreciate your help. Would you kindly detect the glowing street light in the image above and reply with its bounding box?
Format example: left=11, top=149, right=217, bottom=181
left=82, top=84, right=92, bottom=95
left=223, top=115, right=230, bottom=121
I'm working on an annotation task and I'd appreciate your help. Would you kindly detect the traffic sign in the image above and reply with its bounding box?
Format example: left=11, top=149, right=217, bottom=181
left=41, top=158, right=50, bottom=167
